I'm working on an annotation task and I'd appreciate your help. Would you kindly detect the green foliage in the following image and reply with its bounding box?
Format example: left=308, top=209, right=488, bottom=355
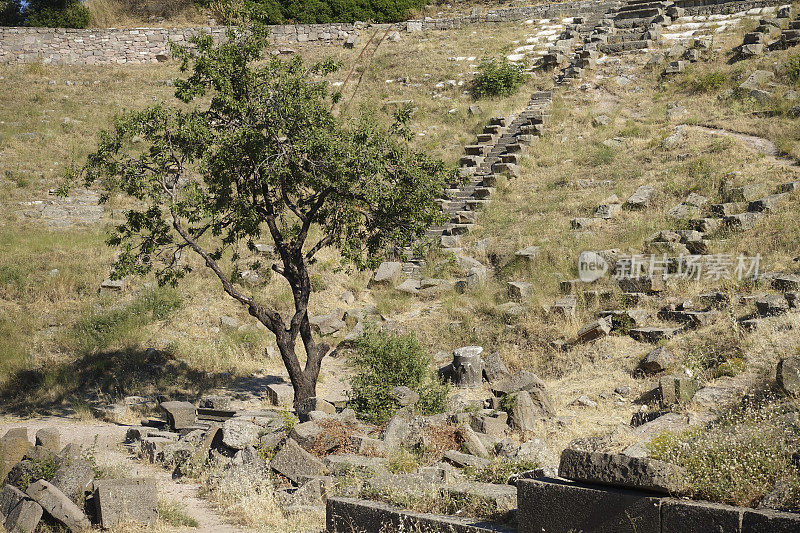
left=648, top=395, right=800, bottom=509
left=197, top=0, right=427, bottom=25
left=26, top=0, right=90, bottom=28
left=76, top=22, right=450, bottom=403
left=347, top=326, right=449, bottom=424
left=8, top=455, right=59, bottom=492
left=691, top=71, right=727, bottom=93
left=68, top=286, right=183, bottom=355
left=0, top=0, right=23, bottom=25
left=470, top=58, right=528, bottom=99
left=785, top=54, right=800, bottom=85
left=464, top=459, right=540, bottom=484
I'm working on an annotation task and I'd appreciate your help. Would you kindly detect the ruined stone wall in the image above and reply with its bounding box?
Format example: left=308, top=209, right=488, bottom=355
left=0, top=0, right=788, bottom=65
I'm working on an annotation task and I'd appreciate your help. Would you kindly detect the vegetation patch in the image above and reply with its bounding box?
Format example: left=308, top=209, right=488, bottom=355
left=347, top=326, right=449, bottom=424
left=649, top=391, right=800, bottom=510
left=470, top=58, right=529, bottom=99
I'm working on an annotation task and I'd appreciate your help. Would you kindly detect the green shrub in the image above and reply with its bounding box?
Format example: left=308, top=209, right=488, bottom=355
left=785, top=54, right=800, bottom=85
left=470, top=58, right=529, bottom=99
left=347, top=326, right=449, bottom=424
left=0, top=0, right=23, bottom=25
left=25, top=0, right=90, bottom=28
left=692, top=71, right=727, bottom=92
left=198, top=0, right=426, bottom=25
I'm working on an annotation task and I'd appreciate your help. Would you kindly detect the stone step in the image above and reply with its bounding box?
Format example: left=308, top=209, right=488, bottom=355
left=599, top=40, right=652, bottom=53
left=615, top=7, right=662, bottom=20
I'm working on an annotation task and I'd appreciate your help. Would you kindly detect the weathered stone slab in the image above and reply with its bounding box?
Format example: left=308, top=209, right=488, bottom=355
left=25, top=480, right=90, bottom=532
left=159, top=400, right=196, bottom=430
left=3, top=497, right=42, bottom=533
left=326, top=497, right=515, bottom=532
left=1, top=484, right=28, bottom=518
left=442, top=481, right=517, bottom=517
left=0, top=436, right=32, bottom=483
left=34, top=429, right=60, bottom=453
left=270, top=438, right=326, bottom=484
left=742, top=508, right=800, bottom=532
left=558, top=449, right=685, bottom=494
left=517, top=478, right=662, bottom=533
left=92, top=478, right=158, bottom=529
left=662, top=498, right=742, bottom=533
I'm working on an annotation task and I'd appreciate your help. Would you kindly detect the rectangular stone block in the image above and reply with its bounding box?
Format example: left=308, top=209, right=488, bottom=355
left=93, top=479, right=158, bottom=529
left=558, top=449, right=685, bottom=494
left=662, top=499, right=742, bottom=533
left=742, top=508, right=800, bottom=532
left=517, top=478, right=662, bottom=533
left=326, top=497, right=515, bottom=532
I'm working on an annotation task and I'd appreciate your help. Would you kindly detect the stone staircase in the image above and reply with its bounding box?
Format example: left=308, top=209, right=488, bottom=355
left=398, top=92, right=553, bottom=279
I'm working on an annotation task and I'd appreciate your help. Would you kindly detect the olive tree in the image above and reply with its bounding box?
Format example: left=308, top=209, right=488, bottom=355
left=74, top=26, right=451, bottom=405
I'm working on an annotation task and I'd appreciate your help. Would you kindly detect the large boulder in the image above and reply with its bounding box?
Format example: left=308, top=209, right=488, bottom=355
left=25, top=480, right=90, bottom=532
left=34, top=429, right=60, bottom=453
left=3, top=491, right=42, bottom=533
left=92, top=479, right=158, bottom=529
left=558, top=448, right=685, bottom=494
left=492, top=371, right=555, bottom=417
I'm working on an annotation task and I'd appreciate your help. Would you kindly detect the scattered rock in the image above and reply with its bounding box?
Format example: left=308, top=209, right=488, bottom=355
left=642, top=346, right=676, bottom=374
left=777, top=357, right=800, bottom=395
left=159, top=401, right=196, bottom=431
left=25, top=480, right=90, bottom=532
left=269, top=439, right=326, bottom=484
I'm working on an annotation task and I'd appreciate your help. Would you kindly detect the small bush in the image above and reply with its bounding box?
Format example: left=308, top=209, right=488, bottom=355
left=347, top=326, right=449, bottom=424
left=470, top=58, right=529, bottom=99
left=0, top=0, right=23, bottom=25
left=26, top=0, right=90, bottom=28
left=692, top=71, right=727, bottom=93
left=785, top=54, right=800, bottom=85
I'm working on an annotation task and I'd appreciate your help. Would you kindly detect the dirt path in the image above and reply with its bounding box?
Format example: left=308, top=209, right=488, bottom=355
left=0, top=416, right=250, bottom=533
left=686, top=124, right=797, bottom=167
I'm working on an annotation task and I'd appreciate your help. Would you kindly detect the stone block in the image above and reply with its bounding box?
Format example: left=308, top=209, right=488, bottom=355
left=0, top=436, right=32, bottom=483
left=576, top=317, right=612, bottom=343
left=222, top=418, right=260, bottom=450
left=3, top=498, right=42, bottom=533
left=159, top=400, right=196, bottom=430
left=742, top=508, right=800, bottom=532
left=662, top=498, right=742, bottom=533
left=270, top=438, right=326, bottom=484
left=34, top=429, right=60, bottom=453
left=1, top=484, right=28, bottom=518
left=92, top=478, right=158, bottom=529
left=517, top=478, right=662, bottom=533
left=326, top=497, right=516, bottom=533
left=370, top=261, right=402, bottom=287
left=558, top=449, right=685, bottom=494
left=50, top=451, right=94, bottom=505
left=442, top=481, right=517, bottom=517
left=25, top=480, right=90, bottom=532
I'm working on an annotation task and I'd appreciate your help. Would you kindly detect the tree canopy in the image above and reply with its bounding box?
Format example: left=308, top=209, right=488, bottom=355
left=74, top=25, right=452, bottom=405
